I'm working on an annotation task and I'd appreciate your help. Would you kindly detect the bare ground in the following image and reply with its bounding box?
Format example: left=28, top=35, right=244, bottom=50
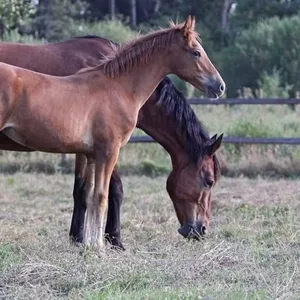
left=0, top=173, right=299, bottom=299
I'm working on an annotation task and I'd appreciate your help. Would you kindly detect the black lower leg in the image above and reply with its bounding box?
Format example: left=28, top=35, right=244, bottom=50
left=69, top=175, right=86, bottom=243
left=105, top=169, right=125, bottom=250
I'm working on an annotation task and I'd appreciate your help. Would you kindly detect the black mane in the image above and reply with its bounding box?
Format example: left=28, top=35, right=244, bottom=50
left=156, top=77, right=221, bottom=180
left=75, top=35, right=102, bottom=39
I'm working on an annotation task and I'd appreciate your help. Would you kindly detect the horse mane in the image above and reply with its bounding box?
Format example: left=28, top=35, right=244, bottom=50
left=75, top=35, right=102, bottom=39
left=74, top=35, right=118, bottom=46
left=99, top=23, right=197, bottom=78
left=156, top=77, right=221, bottom=181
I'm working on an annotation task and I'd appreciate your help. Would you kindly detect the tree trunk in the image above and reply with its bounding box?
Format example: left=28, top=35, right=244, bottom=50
left=154, top=0, right=161, bottom=14
left=0, top=22, right=4, bottom=39
left=221, top=0, right=234, bottom=33
left=131, top=0, right=137, bottom=27
left=110, top=0, right=115, bottom=20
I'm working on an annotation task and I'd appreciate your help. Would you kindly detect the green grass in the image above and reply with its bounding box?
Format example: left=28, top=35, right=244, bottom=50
left=0, top=173, right=299, bottom=299
left=0, top=243, right=24, bottom=271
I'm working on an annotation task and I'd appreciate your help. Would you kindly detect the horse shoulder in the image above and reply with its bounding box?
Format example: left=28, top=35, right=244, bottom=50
left=0, top=64, right=23, bottom=127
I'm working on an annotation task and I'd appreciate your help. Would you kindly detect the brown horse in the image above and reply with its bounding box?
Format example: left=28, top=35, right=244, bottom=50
left=0, top=35, right=222, bottom=249
left=0, top=35, right=223, bottom=249
left=0, top=16, right=224, bottom=249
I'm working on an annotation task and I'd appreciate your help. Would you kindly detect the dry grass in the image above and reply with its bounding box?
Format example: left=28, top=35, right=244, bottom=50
left=0, top=173, right=299, bottom=299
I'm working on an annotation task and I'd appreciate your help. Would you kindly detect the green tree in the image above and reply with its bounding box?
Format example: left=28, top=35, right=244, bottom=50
left=231, top=0, right=300, bottom=34
left=220, top=15, right=300, bottom=97
left=32, top=0, right=87, bottom=42
left=73, top=19, right=136, bottom=43
left=257, top=69, right=292, bottom=98
left=0, top=0, right=35, bottom=37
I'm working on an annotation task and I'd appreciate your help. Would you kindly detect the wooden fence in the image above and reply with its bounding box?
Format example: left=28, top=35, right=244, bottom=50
left=129, top=98, right=300, bottom=145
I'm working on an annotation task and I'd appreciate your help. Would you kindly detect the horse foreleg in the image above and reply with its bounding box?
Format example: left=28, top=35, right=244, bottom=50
left=105, top=169, right=125, bottom=250
left=70, top=154, right=87, bottom=243
left=90, top=147, right=120, bottom=250
left=82, top=156, right=95, bottom=247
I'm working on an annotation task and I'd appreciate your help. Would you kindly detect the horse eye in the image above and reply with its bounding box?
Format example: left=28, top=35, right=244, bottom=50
left=205, top=179, right=214, bottom=188
left=193, top=51, right=201, bottom=58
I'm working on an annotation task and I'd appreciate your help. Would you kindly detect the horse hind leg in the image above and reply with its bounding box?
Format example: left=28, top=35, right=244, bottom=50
left=105, top=168, right=125, bottom=250
left=70, top=154, right=87, bottom=243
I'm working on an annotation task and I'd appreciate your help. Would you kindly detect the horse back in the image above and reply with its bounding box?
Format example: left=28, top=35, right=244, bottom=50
left=0, top=38, right=112, bottom=76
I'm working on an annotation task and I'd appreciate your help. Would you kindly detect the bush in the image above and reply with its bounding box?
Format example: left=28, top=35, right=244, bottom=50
left=228, top=121, right=274, bottom=138
left=257, top=69, right=293, bottom=98
left=220, top=15, right=300, bottom=97
left=0, top=29, right=44, bottom=43
left=141, top=159, right=169, bottom=177
left=32, top=0, right=85, bottom=42
left=73, top=19, right=136, bottom=43
left=226, top=119, right=282, bottom=155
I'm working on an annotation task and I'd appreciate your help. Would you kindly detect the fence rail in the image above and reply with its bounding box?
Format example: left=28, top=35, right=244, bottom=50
left=187, top=98, right=300, bottom=105
left=129, top=98, right=300, bottom=145
left=129, top=136, right=300, bottom=145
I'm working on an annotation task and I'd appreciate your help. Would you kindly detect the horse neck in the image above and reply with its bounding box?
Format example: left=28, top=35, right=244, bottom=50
left=137, top=92, right=190, bottom=168
left=117, top=53, right=170, bottom=109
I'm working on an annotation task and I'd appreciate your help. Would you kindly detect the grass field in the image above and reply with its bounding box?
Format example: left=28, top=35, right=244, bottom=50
left=0, top=172, right=299, bottom=299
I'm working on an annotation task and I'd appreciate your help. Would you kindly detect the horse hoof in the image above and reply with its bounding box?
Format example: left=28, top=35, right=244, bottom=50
left=105, top=235, right=125, bottom=251
left=111, top=243, right=125, bottom=251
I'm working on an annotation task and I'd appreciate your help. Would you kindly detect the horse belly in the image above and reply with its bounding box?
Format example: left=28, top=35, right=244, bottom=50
left=2, top=125, right=91, bottom=154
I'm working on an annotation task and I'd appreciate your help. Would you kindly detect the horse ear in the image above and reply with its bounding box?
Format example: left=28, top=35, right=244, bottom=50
left=210, top=134, right=218, bottom=143
left=207, top=134, right=223, bottom=156
left=191, top=16, right=196, bottom=31
left=182, top=15, right=193, bottom=39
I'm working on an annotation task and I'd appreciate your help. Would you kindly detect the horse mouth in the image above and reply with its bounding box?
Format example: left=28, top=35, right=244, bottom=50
left=178, top=223, right=206, bottom=241
left=205, top=87, right=219, bottom=100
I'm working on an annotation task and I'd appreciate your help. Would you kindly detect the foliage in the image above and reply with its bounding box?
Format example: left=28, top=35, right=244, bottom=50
left=73, top=19, right=136, bottom=43
left=227, top=120, right=281, bottom=140
left=257, top=69, right=293, bottom=98
left=220, top=15, right=300, bottom=97
left=0, top=28, right=44, bottom=43
left=141, top=159, right=169, bottom=177
left=31, top=0, right=87, bottom=42
left=0, top=1, right=298, bottom=97
left=231, top=0, right=300, bottom=34
left=0, top=0, right=36, bottom=37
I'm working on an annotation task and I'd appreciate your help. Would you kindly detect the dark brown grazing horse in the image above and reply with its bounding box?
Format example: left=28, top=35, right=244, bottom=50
left=0, top=20, right=223, bottom=251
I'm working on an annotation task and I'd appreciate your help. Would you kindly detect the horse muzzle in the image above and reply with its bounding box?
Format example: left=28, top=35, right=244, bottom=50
left=202, top=76, right=226, bottom=99
left=178, top=221, right=206, bottom=240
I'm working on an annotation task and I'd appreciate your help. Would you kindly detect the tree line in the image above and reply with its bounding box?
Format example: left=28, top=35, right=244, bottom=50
left=0, top=0, right=299, bottom=97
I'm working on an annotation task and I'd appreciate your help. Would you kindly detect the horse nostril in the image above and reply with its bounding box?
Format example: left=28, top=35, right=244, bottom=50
left=201, top=226, right=206, bottom=235
left=219, top=83, right=225, bottom=93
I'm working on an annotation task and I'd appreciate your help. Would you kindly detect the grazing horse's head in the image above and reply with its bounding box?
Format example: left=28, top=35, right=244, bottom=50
left=166, top=134, right=222, bottom=240
left=138, top=77, right=223, bottom=240
left=170, top=16, right=225, bottom=99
